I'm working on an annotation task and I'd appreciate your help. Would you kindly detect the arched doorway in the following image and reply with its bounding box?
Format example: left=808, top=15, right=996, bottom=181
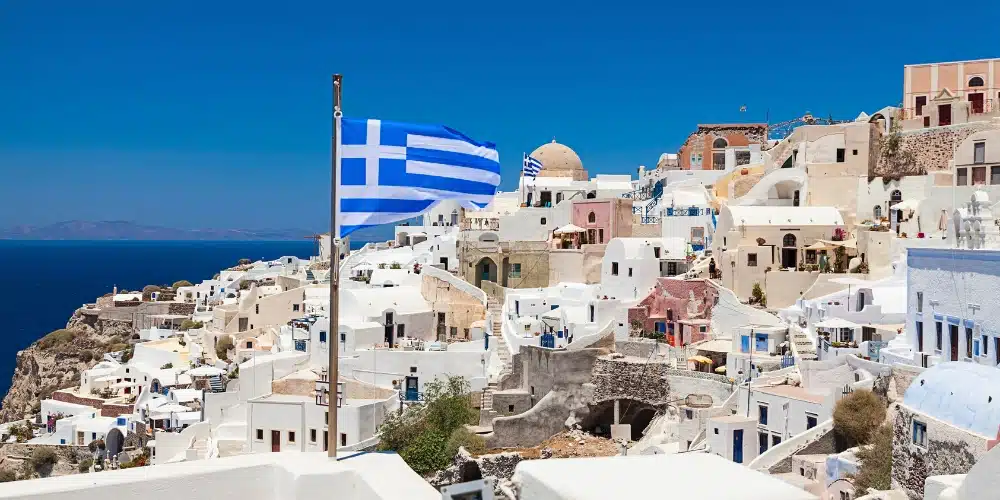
left=581, top=400, right=661, bottom=441
left=105, top=428, right=125, bottom=458
left=782, top=233, right=798, bottom=269
left=474, top=258, right=498, bottom=288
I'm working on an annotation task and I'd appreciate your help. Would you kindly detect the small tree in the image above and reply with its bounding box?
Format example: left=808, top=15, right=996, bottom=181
left=750, top=283, right=767, bottom=307
left=172, top=280, right=193, bottom=289
left=160, top=363, right=173, bottom=369
left=238, top=258, right=251, bottom=266
left=179, top=319, right=203, bottom=331
left=852, top=424, right=892, bottom=495
left=833, top=390, right=886, bottom=448
left=216, top=336, right=234, bottom=360
left=77, top=458, right=93, bottom=474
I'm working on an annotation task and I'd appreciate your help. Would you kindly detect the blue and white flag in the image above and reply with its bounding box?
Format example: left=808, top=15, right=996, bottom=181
left=522, top=153, right=542, bottom=178
left=337, top=117, right=500, bottom=237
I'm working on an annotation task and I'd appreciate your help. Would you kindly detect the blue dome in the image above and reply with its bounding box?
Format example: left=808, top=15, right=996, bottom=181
left=903, top=362, right=1000, bottom=437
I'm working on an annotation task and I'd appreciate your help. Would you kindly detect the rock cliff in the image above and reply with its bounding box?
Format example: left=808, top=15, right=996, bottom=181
left=0, top=309, right=132, bottom=423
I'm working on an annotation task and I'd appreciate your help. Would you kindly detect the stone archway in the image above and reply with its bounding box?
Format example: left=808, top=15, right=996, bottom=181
left=580, top=399, right=661, bottom=441
left=474, top=257, right=498, bottom=288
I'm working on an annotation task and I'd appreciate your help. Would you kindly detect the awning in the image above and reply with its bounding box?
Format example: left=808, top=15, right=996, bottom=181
left=553, top=224, right=586, bottom=234
left=687, top=355, right=713, bottom=364
left=352, top=262, right=375, bottom=271
left=805, top=241, right=831, bottom=250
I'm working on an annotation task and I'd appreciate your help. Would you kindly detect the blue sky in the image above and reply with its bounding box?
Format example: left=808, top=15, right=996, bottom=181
left=2, top=1, right=998, bottom=231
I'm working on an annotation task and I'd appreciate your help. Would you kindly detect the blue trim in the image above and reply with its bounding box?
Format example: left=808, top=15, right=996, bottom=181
left=335, top=450, right=398, bottom=462
left=964, top=319, right=976, bottom=328
left=933, top=313, right=944, bottom=321
left=947, top=316, right=961, bottom=326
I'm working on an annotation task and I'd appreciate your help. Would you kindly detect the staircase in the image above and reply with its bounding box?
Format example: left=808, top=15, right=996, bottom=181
left=480, top=298, right=512, bottom=427
left=208, top=375, right=225, bottom=393
left=790, top=325, right=817, bottom=360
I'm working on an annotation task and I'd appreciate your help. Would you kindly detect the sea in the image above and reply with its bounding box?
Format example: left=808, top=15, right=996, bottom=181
left=0, top=239, right=367, bottom=401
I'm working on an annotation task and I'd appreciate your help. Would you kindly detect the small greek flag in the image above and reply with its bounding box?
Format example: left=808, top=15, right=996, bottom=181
left=523, top=153, right=543, bottom=178
left=337, top=117, right=500, bottom=237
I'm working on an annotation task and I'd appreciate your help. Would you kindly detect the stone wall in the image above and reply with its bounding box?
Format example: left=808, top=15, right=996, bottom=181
left=874, top=122, right=998, bottom=178
left=488, top=385, right=594, bottom=449
left=892, top=404, right=986, bottom=499
left=428, top=448, right=524, bottom=496
left=513, top=346, right=606, bottom=403
left=890, top=363, right=924, bottom=398
left=51, top=391, right=134, bottom=418
left=590, top=357, right=671, bottom=406
left=0, top=442, right=92, bottom=478
left=491, top=390, right=532, bottom=417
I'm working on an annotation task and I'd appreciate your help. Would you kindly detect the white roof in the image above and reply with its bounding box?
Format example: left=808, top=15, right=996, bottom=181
left=904, top=362, right=1000, bottom=437
left=342, top=286, right=430, bottom=317
left=186, top=366, right=225, bottom=377
left=170, top=389, right=202, bottom=403
left=725, top=206, right=844, bottom=227
left=814, top=318, right=860, bottom=329
left=513, top=454, right=817, bottom=500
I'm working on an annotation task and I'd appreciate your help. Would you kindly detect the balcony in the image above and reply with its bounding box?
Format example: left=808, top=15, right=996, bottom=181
left=461, top=218, right=499, bottom=231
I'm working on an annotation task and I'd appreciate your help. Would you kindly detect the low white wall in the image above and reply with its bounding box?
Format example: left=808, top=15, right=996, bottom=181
left=748, top=418, right=833, bottom=471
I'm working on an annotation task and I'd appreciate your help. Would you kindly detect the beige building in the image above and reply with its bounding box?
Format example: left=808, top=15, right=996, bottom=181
left=419, top=273, right=486, bottom=340
left=903, top=58, right=1000, bottom=128
left=459, top=239, right=550, bottom=290
left=714, top=205, right=846, bottom=301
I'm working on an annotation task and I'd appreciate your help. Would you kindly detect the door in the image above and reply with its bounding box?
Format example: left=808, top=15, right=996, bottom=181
left=939, top=104, right=952, bottom=126
left=793, top=190, right=800, bottom=207
left=733, top=429, right=744, bottom=464
left=437, top=313, right=446, bottom=340
left=950, top=324, right=959, bottom=361
left=781, top=248, right=797, bottom=269
left=405, top=376, right=419, bottom=401
left=969, top=93, right=984, bottom=114
left=384, top=312, right=394, bottom=347
left=741, top=336, right=751, bottom=353
left=271, top=430, right=280, bottom=452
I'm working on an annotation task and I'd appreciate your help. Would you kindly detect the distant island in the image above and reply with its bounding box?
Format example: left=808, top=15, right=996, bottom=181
left=0, top=221, right=315, bottom=241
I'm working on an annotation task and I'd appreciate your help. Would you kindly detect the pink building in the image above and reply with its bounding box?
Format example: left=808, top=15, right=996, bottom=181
left=903, top=58, right=1000, bottom=127
left=569, top=199, right=633, bottom=246
left=628, top=278, right=718, bottom=347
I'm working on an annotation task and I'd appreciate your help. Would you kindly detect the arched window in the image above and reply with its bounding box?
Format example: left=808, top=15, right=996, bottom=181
left=873, top=205, right=882, bottom=219
left=890, top=190, right=902, bottom=206
left=782, top=233, right=797, bottom=247
left=586, top=191, right=596, bottom=199
left=588, top=211, right=596, bottom=223
left=712, top=138, right=728, bottom=149
left=969, top=76, right=985, bottom=88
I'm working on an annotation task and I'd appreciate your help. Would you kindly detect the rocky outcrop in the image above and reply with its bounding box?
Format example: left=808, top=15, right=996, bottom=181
left=0, top=309, right=132, bottom=423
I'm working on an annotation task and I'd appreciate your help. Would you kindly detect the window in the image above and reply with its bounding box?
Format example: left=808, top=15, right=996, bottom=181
left=974, top=142, right=986, bottom=164
left=890, top=190, right=902, bottom=205
left=653, top=247, right=661, bottom=258
left=684, top=409, right=693, bottom=420
left=936, top=322, right=943, bottom=351
left=772, top=434, right=782, bottom=447
left=340, top=333, right=346, bottom=342
left=984, top=335, right=990, bottom=357
left=510, top=263, right=522, bottom=278
left=873, top=205, right=882, bottom=219
left=973, top=167, right=987, bottom=185
left=508, top=405, right=514, bottom=412
left=341, top=433, right=347, bottom=447
left=713, top=138, right=728, bottom=149
left=713, top=428, right=719, bottom=435
left=588, top=211, right=596, bottom=223
left=310, top=429, right=317, bottom=442
left=256, top=429, right=264, bottom=441
left=853, top=149, right=858, bottom=156
left=967, top=326, right=974, bottom=358
left=992, top=167, right=1000, bottom=185
left=759, top=432, right=769, bottom=454
left=450, top=326, right=458, bottom=337
left=836, top=148, right=845, bottom=163
left=840, top=492, right=851, bottom=500
left=916, top=321, right=924, bottom=351
left=912, top=420, right=927, bottom=448
left=957, top=168, right=968, bottom=186
left=540, top=217, right=546, bottom=225
left=758, top=405, right=768, bottom=425
left=319, top=331, right=327, bottom=343
left=806, top=414, right=818, bottom=430
left=397, top=324, right=405, bottom=338
left=915, top=96, right=927, bottom=116
left=782, top=233, right=796, bottom=247
left=969, top=76, right=985, bottom=87
left=255, top=304, right=259, bottom=314
left=293, top=304, right=300, bottom=312
left=599, top=228, right=604, bottom=243
left=916, top=291, right=923, bottom=313
left=712, top=152, right=726, bottom=170
left=611, top=262, right=619, bottom=276
left=747, top=253, right=758, bottom=267
left=246, top=340, right=253, bottom=349
left=628, top=268, right=633, bottom=277
left=288, top=431, right=296, bottom=443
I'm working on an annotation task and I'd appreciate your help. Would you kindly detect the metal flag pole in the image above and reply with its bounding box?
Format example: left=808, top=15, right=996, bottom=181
left=328, top=73, right=343, bottom=458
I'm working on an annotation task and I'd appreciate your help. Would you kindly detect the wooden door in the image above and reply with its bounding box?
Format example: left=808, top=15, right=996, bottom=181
left=969, top=93, right=984, bottom=114
left=271, top=430, right=280, bottom=452
left=950, top=325, right=959, bottom=361
left=939, top=104, right=952, bottom=126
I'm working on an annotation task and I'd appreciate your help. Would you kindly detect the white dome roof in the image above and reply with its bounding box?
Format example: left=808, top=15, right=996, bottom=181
left=529, top=141, right=583, bottom=173
left=903, top=362, right=1000, bottom=437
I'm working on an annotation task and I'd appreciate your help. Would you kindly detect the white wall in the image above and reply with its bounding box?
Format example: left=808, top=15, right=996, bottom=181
left=736, top=386, right=830, bottom=444
left=340, top=350, right=488, bottom=392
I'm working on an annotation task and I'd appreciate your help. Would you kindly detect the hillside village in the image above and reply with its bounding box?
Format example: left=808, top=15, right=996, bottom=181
left=5, top=57, right=1000, bottom=500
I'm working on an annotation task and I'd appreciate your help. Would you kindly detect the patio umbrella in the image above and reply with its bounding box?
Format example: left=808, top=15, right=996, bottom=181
left=151, top=403, right=190, bottom=416
left=352, top=262, right=375, bottom=271
left=553, top=224, right=586, bottom=235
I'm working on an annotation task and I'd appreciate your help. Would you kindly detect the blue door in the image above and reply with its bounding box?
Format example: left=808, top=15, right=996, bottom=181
left=484, top=332, right=489, bottom=350
left=540, top=333, right=555, bottom=348
left=405, top=376, right=419, bottom=401
left=733, top=429, right=744, bottom=464
left=741, top=336, right=751, bottom=353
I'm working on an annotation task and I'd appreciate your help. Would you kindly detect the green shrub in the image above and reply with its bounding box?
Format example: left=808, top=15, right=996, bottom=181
left=172, top=280, right=193, bottom=289
left=29, top=447, right=58, bottom=474
left=852, top=424, right=892, bottom=495
left=398, top=430, right=449, bottom=476
left=749, top=283, right=767, bottom=307
left=77, top=458, right=93, bottom=474
left=230, top=365, right=239, bottom=379
left=179, top=320, right=203, bottom=331
left=0, top=468, right=15, bottom=482
left=833, top=390, right=886, bottom=448
left=37, top=329, right=76, bottom=350
left=445, top=427, right=486, bottom=458
left=160, top=363, right=173, bottom=369
left=215, top=336, right=234, bottom=360
left=80, top=350, right=95, bottom=363
left=8, top=422, right=32, bottom=443
left=106, top=343, right=128, bottom=354
left=239, top=280, right=253, bottom=290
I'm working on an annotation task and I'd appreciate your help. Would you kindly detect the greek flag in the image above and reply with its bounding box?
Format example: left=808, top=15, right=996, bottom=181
left=337, top=117, right=500, bottom=237
left=523, top=153, right=542, bottom=178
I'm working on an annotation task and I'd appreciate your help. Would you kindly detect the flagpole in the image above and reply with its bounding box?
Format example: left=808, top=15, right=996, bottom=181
left=328, top=73, right=343, bottom=458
